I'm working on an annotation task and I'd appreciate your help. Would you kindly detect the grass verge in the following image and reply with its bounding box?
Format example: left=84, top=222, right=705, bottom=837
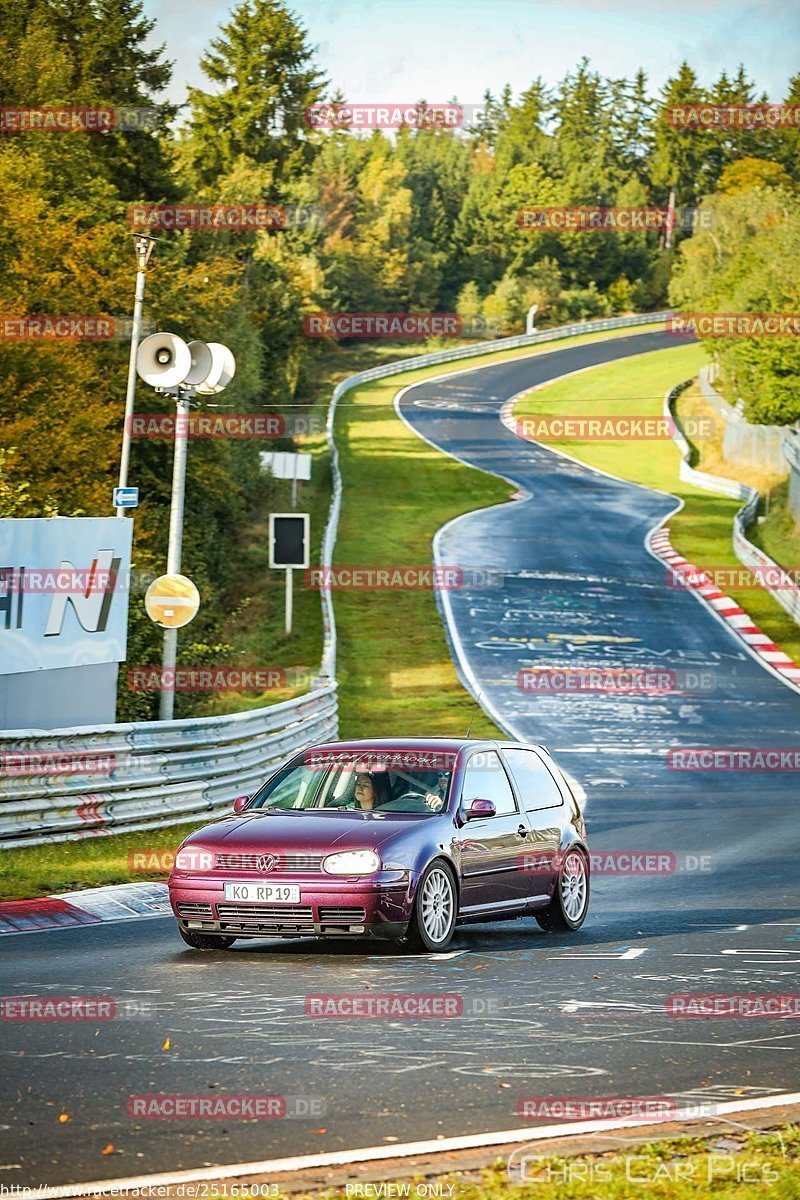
left=512, top=346, right=800, bottom=665
left=285, top=1124, right=798, bottom=1200
left=0, top=824, right=198, bottom=902
left=676, top=379, right=800, bottom=614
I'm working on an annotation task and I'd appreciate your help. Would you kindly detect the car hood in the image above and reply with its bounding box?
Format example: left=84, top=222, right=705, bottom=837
left=181, top=810, right=437, bottom=856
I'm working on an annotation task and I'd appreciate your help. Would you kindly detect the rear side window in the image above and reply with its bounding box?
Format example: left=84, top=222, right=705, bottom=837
left=461, top=751, right=517, bottom=816
left=503, top=748, right=564, bottom=812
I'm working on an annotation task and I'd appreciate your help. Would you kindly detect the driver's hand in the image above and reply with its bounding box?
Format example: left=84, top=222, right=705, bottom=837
left=424, top=792, right=443, bottom=811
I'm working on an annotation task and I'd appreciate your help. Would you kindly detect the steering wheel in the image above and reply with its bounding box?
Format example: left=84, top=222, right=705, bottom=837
left=393, top=790, right=444, bottom=812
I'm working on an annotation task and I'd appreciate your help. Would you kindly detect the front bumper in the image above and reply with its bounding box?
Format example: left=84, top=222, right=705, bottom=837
left=169, top=871, right=413, bottom=940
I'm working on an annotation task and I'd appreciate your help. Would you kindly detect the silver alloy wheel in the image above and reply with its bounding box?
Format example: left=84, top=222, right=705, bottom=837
left=421, top=866, right=455, bottom=944
left=560, top=851, right=588, bottom=923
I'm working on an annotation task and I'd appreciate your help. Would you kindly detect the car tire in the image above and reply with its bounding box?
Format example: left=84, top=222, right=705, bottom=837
left=178, top=927, right=237, bottom=951
left=407, top=861, right=458, bottom=952
left=535, top=847, right=589, bottom=933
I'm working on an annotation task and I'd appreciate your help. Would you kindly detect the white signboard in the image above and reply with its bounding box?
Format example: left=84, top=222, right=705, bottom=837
left=0, top=517, right=133, bottom=677
left=259, top=451, right=312, bottom=481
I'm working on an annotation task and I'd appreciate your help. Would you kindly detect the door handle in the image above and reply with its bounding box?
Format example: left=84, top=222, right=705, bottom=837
left=517, top=824, right=528, bottom=838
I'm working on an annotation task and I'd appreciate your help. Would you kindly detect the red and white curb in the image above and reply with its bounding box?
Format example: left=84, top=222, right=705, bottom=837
left=0, top=881, right=169, bottom=935
left=650, top=527, right=800, bottom=689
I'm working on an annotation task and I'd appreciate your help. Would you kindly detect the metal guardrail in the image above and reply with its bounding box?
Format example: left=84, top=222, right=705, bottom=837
left=666, top=381, right=800, bottom=625
left=0, top=686, right=338, bottom=848
left=1, top=311, right=668, bottom=848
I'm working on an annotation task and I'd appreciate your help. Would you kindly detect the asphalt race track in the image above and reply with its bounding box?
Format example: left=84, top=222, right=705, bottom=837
left=3, top=332, right=799, bottom=1187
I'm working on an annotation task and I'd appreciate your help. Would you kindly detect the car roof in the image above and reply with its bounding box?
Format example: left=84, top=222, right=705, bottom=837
left=308, top=737, right=549, bottom=754
left=310, top=736, right=486, bottom=752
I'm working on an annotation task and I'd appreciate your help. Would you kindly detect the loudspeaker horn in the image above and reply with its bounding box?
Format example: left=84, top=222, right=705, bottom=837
left=195, top=343, right=236, bottom=395
left=136, top=333, right=192, bottom=389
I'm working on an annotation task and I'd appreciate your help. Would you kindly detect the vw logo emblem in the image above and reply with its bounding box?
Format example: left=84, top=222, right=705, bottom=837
left=258, top=853, right=277, bottom=873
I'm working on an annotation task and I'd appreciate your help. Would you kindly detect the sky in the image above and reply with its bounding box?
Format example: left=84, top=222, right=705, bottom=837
left=141, top=0, right=799, bottom=116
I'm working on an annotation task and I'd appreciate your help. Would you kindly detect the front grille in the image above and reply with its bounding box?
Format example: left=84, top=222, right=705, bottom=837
left=216, top=904, right=314, bottom=922
left=176, top=902, right=213, bottom=919
left=214, top=853, right=324, bottom=872
left=318, top=906, right=367, bottom=922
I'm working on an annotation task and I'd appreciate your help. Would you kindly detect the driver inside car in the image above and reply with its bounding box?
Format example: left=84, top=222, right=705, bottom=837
left=391, top=769, right=449, bottom=811
left=352, top=770, right=392, bottom=811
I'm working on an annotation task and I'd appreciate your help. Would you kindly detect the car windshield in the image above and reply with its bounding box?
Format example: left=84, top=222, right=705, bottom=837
left=248, top=754, right=453, bottom=815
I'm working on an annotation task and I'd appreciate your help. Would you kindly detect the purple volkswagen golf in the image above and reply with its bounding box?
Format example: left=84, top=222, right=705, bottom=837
left=168, top=737, right=590, bottom=953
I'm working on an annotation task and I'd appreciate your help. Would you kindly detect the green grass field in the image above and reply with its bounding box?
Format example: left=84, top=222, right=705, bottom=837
left=512, top=346, right=800, bottom=665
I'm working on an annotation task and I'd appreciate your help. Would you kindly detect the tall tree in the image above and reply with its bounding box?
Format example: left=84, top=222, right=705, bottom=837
left=185, top=0, right=325, bottom=187
left=652, top=63, right=713, bottom=204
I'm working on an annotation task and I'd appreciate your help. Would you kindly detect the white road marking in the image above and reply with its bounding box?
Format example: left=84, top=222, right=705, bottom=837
left=23, top=1093, right=800, bottom=1198
left=550, top=948, right=648, bottom=961
left=721, top=949, right=798, bottom=956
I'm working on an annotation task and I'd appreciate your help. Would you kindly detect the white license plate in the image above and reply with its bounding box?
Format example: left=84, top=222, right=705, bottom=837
left=223, top=883, right=300, bottom=903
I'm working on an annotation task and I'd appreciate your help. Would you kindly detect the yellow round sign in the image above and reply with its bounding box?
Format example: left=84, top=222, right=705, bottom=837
left=144, top=574, right=200, bottom=629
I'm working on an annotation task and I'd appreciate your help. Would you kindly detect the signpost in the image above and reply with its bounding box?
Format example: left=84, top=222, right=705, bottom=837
left=113, top=486, right=139, bottom=510
left=269, top=513, right=309, bottom=635
left=260, top=451, right=312, bottom=508
left=144, top=573, right=200, bottom=629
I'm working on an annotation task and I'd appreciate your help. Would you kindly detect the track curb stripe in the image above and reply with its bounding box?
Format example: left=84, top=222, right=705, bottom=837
left=0, top=882, right=170, bottom=934
left=498, top=390, right=800, bottom=693
left=649, top=527, right=800, bottom=685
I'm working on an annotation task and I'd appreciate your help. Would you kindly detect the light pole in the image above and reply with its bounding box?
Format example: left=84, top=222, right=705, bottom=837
left=135, top=333, right=236, bottom=721
left=159, top=387, right=192, bottom=720
left=117, top=234, right=157, bottom=518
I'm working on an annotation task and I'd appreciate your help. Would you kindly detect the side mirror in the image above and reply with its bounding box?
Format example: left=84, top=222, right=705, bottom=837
left=232, top=795, right=250, bottom=814
left=466, top=798, right=496, bottom=820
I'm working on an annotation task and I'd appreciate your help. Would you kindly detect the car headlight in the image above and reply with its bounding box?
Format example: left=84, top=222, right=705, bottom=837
left=322, top=850, right=381, bottom=876
left=175, top=847, right=214, bottom=872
